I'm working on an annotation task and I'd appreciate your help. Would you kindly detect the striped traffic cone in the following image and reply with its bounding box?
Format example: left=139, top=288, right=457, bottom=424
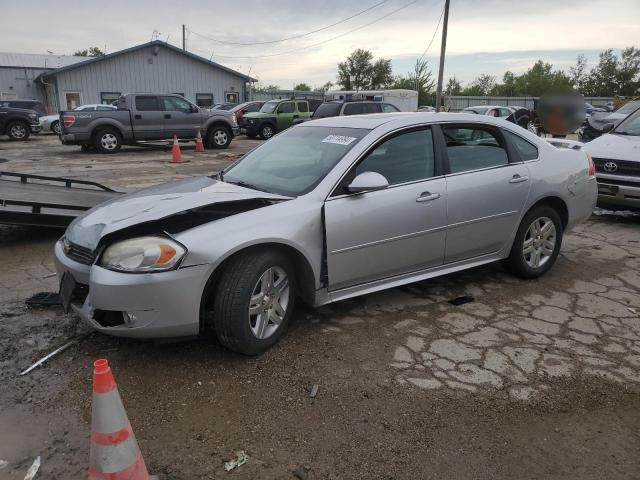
left=89, top=359, right=153, bottom=480
left=195, top=129, right=205, bottom=152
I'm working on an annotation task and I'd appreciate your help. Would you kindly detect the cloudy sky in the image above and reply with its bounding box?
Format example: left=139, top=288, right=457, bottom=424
left=1, top=0, right=639, bottom=87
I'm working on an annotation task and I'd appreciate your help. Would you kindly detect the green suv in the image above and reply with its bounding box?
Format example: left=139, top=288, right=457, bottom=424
left=242, top=99, right=311, bottom=139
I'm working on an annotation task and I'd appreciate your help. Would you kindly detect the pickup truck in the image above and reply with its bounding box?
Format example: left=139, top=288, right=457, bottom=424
left=59, top=94, right=239, bottom=153
left=0, top=106, right=41, bottom=140
left=242, top=99, right=312, bottom=139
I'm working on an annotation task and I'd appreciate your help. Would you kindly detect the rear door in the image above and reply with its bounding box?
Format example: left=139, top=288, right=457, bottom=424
left=162, top=96, right=201, bottom=138
left=131, top=96, right=165, bottom=140
left=296, top=101, right=310, bottom=120
left=276, top=102, right=295, bottom=130
left=440, top=123, right=531, bottom=263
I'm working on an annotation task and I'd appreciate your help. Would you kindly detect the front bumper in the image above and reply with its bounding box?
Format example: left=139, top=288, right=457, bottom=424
left=596, top=174, right=640, bottom=210
left=54, top=240, right=211, bottom=339
left=30, top=123, right=42, bottom=134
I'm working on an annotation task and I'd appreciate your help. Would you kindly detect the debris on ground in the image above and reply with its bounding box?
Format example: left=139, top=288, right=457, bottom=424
left=310, top=384, right=319, bottom=398
left=20, top=334, right=90, bottom=376
left=224, top=451, right=248, bottom=472
left=0, top=460, right=7, bottom=469
left=292, top=465, right=312, bottom=480
left=23, top=456, right=40, bottom=480
left=628, top=307, right=637, bottom=315
left=448, top=295, right=475, bottom=306
left=25, top=292, right=61, bottom=307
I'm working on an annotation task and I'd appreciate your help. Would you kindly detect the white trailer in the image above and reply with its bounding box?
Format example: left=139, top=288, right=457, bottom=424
left=324, top=89, right=419, bottom=112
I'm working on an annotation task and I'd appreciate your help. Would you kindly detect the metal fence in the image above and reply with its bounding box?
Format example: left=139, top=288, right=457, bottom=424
left=446, top=96, right=614, bottom=112
left=249, top=90, right=325, bottom=101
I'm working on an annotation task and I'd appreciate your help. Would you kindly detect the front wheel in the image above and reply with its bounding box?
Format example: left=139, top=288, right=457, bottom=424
left=207, top=126, right=232, bottom=149
left=259, top=123, right=275, bottom=140
left=51, top=120, right=61, bottom=135
left=504, top=205, right=563, bottom=279
left=210, top=250, right=296, bottom=355
left=7, top=121, right=30, bottom=141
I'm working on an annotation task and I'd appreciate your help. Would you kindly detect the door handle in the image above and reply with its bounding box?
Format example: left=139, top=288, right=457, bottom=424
left=134, top=114, right=142, bottom=119
left=416, top=192, right=441, bottom=203
left=509, top=174, right=529, bottom=184
left=164, top=114, right=171, bottom=119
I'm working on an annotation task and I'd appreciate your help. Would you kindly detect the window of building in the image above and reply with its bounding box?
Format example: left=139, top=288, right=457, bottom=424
left=196, top=93, right=214, bottom=108
left=135, top=96, right=160, bottom=111
left=100, top=92, right=120, bottom=105
left=65, top=92, right=81, bottom=110
left=225, top=91, right=239, bottom=104
left=442, top=125, right=508, bottom=174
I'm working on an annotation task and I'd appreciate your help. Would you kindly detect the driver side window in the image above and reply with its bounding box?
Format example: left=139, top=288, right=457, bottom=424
left=278, top=102, right=295, bottom=114
left=352, top=128, right=435, bottom=187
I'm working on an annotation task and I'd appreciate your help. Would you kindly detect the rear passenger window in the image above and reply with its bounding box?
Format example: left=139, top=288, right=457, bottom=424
left=443, top=126, right=508, bottom=174
left=278, top=102, right=294, bottom=114
left=354, top=128, right=435, bottom=185
left=297, top=102, right=308, bottom=112
left=382, top=103, right=400, bottom=113
left=135, top=96, right=160, bottom=111
left=343, top=103, right=364, bottom=116
left=504, top=130, right=538, bottom=161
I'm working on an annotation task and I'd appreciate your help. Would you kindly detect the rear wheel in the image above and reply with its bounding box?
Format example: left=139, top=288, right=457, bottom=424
left=207, top=125, right=232, bottom=149
left=7, top=121, right=30, bottom=141
left=93, top=128, right=122, bottom=154
left=259, top=123, right=275, bottom=140
left=209, top=250, right=296, bottom=355
left=504, top=205, right=563, bottom=278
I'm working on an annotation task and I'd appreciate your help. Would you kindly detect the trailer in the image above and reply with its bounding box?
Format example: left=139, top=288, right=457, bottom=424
left=324, top=89, right=419, bottom=112
left=0, top=171, right=121, bottom=228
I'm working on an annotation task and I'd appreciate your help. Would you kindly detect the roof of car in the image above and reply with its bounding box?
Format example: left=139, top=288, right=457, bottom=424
left=300, top=112, right=515, bottom=130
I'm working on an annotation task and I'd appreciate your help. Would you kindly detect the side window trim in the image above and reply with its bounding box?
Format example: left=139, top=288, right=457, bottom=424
left=328, top=125, right=440, bottom=198
left=503, top=129, right=539, bottom=163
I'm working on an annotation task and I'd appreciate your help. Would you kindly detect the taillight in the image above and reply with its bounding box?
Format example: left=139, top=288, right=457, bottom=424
left=62, top=115, right=75, bottom=128
left=586, top=152, right=596, bottom=177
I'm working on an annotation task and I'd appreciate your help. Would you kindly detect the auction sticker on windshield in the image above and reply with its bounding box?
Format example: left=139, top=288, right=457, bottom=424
left=322, top=135, right=357, bottom=146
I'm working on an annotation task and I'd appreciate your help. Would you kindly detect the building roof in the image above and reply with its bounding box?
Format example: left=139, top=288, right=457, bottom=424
left=40, top=41, right=255, bottom=81
left=0, top=52, right=87, bottom=69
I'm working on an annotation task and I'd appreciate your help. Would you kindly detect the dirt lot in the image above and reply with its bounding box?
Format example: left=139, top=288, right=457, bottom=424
left=1, top=135, right=640, bottom=479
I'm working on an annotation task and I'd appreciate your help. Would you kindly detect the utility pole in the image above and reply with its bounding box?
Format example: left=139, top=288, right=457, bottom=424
left=182, top=24, right=186, bottom=51
left=435, top=0, right=450, bottom=110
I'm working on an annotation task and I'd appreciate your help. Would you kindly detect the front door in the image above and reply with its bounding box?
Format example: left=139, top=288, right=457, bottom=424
left=276, top=101, right=295, bottom=131
left=131, top=95, right=165, bottom=140
left=325, top=127, right=447, bottom=290
left=162, top=96, right=202, bottom=138
left=440, top=124, right=531, bottom=263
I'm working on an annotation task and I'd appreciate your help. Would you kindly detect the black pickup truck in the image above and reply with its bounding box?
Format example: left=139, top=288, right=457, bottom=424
left=0, top=107, right=41, bottom=140
left=59, top=93, right=239, bottom=153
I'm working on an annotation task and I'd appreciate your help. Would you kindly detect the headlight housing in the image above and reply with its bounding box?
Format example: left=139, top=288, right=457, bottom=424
left=99, top=236, right=186, bottom=273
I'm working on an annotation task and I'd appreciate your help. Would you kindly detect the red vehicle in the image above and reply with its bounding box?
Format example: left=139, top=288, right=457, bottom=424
left=230, top=101, right=264, bottom=126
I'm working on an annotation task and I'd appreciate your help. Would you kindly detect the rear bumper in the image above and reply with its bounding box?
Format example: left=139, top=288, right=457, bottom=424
left=60, top=132, right=90, bottom=145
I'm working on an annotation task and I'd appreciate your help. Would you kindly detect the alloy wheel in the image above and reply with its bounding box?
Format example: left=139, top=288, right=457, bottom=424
left=10, top=124, right=27, bottom=139
left=523, top=216, right=556, bottom=268
left=262, top=126, right=273, bottom=138
left=248, top=266, right=290, bottom=340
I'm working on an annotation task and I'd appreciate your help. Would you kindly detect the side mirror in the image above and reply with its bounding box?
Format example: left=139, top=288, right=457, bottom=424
left=347, top=171, right=389, bottom=194
left=190, top=104, right=199, bottom=113
left=601, top=122, right=614, bottom=133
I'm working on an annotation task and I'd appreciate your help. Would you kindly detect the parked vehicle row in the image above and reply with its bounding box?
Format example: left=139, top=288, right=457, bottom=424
left=578, top=100, right=640, bottom=142
left=59, top=93, right=238, bottom=153
left=0, top=106, right=41, bottom=140
left=40, top=104, right=117, bottom=135
left=54, top=112, right=596, bottom=354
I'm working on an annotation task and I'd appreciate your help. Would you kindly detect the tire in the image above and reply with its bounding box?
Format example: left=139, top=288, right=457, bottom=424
left=259, top=123, right=275, bottom=140
left=207, top=125, right=232, bottom=149
left=7, top=121, right=30, bottom=141
left=504, top=205, right=563, bottom=279
left=93, top=128, right=122, bottom=154
left=51, top=121, right=61, bottom=135
left=210, top=250, right=296, bottom=355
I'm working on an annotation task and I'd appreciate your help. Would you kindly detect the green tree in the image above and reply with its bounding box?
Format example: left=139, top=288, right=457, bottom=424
left=337, top=49, right=392, bottom=90
left=293, top=83, right=312, bottom=91
left=615, top=47, right=640, bottom=95
left=391, top=59, right=435, bottom=105
left=570, top=54, right=588, bottom=91
left=73, top=46, right=105, bottom=57
left=582, top=49, right=618, bottom=96
left=315, top=81, right=334, bottom=92
left=444, top=76, right=462, bottom=95
left=370, top=58, right=393, bottom=89
left=462, top=74, right=497, bottom=96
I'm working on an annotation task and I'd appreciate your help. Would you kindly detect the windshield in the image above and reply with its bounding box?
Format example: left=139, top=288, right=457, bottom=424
left=614, top=101, right=640, bottom=115
left=614, top=108, right=640, bottom=136
left=222, top=126, right=369, bottom=196
left=260, top=101, right=279, bottom=114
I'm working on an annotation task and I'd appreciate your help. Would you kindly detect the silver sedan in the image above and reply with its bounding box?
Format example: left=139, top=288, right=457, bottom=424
left=54, top=113, right=597, bottom=354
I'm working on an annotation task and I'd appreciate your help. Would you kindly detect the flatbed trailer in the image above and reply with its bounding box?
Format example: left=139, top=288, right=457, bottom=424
left=0, top=171, right=121, bottom=228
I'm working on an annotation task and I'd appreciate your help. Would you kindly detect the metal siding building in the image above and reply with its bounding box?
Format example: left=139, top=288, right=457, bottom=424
left=43, top=42, right=252, bottom=111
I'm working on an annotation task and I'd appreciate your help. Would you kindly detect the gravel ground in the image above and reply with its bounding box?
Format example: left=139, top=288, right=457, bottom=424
left=0, top=135, right=639, bottom=480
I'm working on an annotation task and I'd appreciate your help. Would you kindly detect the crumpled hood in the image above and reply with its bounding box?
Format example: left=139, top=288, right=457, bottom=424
left=587, top=112, right=626, bottom=130
left=583, top=133, right=640, bottom=161
left=65, top=176, right=290, bottom=250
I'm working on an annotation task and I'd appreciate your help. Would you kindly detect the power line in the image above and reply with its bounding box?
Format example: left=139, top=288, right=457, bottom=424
left=418, top=1, right=445, bottom=62
left=188, top=0, right=391, bottom=46
left=198, top=0, right=422, bottom=60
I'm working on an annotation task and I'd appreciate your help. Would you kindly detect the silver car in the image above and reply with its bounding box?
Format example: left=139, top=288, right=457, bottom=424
left=54, top=113, right=597, bottom=355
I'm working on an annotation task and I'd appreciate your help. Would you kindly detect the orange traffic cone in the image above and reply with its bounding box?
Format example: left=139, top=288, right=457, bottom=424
left=88, top=359, right=154, bottom=480
left=195, top=129, right=205, bottom=152
left=171, top=134, right=182, bottom=163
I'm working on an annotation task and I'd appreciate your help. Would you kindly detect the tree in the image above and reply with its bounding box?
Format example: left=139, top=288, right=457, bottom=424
left=462, top=74, right=497, bottom=96
left=293, top=83, right=312, bottom=91
left=570, top=54, right=588, bottom=91
left=370, top=58, right=393, bottom=89
left=73, top=46, right=105, bottom=57
left=391, top=59, right=435, bottom=105
left=315, top=81, right=334, bottom=92
left=253, top=84, right=281, bottom=93
left=337, top=49, right=373, bottom=90
left=615, top=47, right=640, bottom=95
left=582, top=49, right=618, bottom=96
left=445, top=76, right=462, bottom=96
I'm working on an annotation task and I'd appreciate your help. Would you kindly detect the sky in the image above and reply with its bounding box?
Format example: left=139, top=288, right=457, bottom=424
left=1, top=0, right=639, bottom=88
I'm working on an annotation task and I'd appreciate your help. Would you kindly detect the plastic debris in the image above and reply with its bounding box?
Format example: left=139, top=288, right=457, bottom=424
left=20, top=333, right=90, bottom=376
left=449, top=295, right=475, bottom=306
left=23, top=456, right=40, bottom=480
left=310, top=384, right=319, bottom=398
left=0, top=460, right=8, bottom=469
left=224, top=451, right=248, bottom=472
left=25, top=292, right=61, bottom=307
left=628, top=307, right=637, bottom=315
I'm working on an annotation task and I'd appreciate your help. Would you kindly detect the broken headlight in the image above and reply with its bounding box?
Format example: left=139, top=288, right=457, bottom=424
left=99, top=236, right=186, bottom=273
